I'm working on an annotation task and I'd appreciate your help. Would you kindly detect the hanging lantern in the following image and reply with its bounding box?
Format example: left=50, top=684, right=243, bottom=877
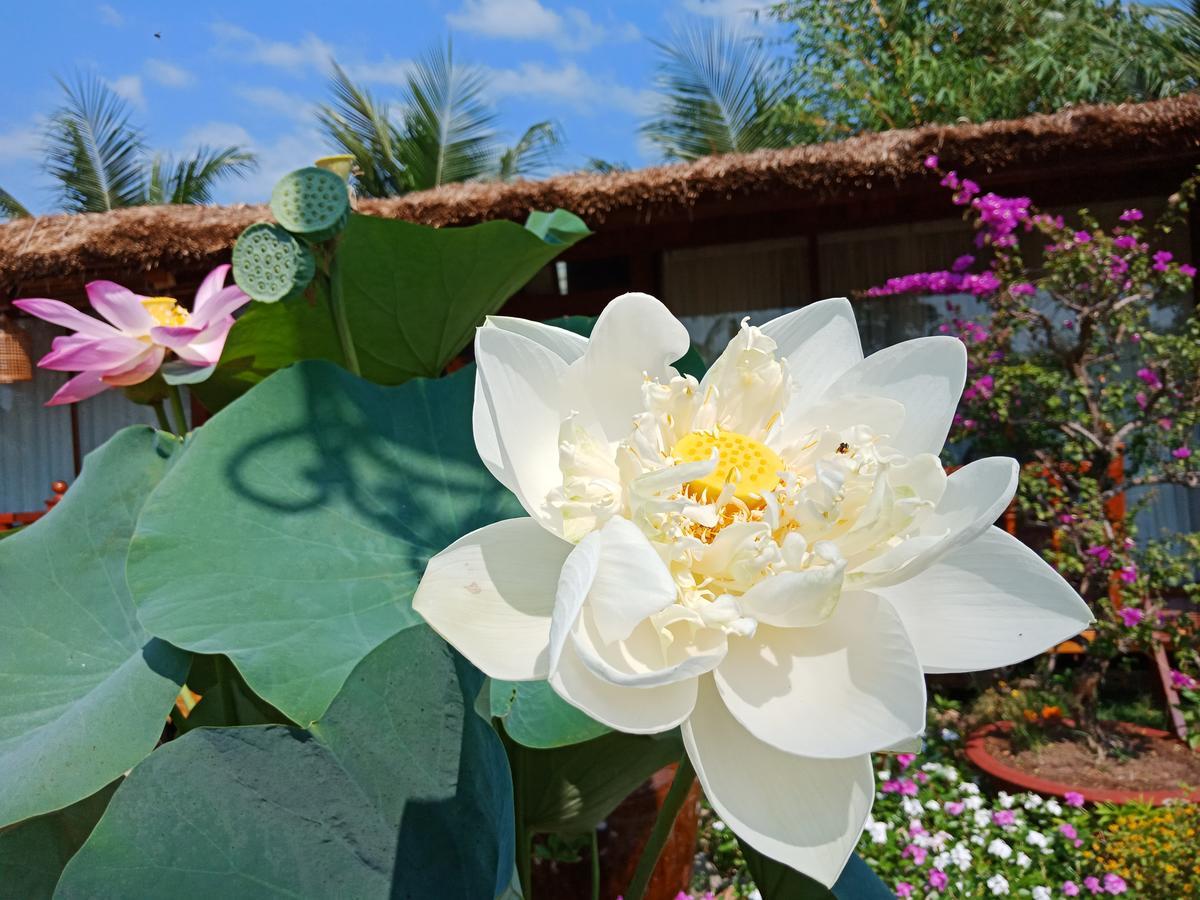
left=0, top=311, right=34, bottom=384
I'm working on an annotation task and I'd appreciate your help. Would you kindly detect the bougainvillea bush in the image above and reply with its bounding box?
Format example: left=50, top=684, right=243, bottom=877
left=867, top=161, right=1200, bottom=739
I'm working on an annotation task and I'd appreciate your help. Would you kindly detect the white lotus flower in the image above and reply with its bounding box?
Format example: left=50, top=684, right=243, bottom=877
left=414, top=293, right=1091, bottom=886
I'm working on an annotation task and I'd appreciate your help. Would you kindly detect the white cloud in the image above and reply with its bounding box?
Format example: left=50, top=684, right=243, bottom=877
left=145, top=59, right=194, bottom=88
left=680, top=0, right=772, bottom=26
left=98, top=4, right=123, bottom=26
left=176, top=121, right=331, bottom=204
left=235, top=86, right=315, bottom=122
left=210, top=22, right=334, bottom=74
left=343, top=57, right=413, bottom=87
left=0, top=123, right=42, bottom=161
left=485, top=62, right=656, bottom=116
left=107, top=74, right=145, bottom=109
left=446, top=0, right=636, bottom=51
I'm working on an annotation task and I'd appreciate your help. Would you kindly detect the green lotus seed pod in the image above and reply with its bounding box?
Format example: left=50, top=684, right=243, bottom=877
left=269, top=166, right=351, bottom=242
left=231, top=222, right=316, bottom=304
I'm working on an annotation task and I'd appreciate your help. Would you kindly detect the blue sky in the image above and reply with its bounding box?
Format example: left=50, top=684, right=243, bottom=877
left=1, top=0, right=781, bottom=213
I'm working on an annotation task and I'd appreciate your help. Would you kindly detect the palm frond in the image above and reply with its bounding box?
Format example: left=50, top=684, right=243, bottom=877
left=317, top=62, right=410, bottom=198
left=145, top=154, right=167, bottom=206
left=641, top=23, right=796, bottom=161
left=0, top=185, right=31, bottom=220
left=582, top=158, right=630, bottom=174
left=45, top=75, right=147, bottom=212
left=400, top=41, right=498, bottom=189
left=160, top=146, right=257, bottom=205
left=494, top=121, right=562, bottom=181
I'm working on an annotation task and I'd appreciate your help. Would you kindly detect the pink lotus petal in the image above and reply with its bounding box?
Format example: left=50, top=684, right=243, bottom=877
left=101, top=346, right=165, bottom=387
left=13, top=298, right=122, bottom=338
left=149, top=324, right=206, bottom=353
left=173, top=315, right=236, bottom=366
left=38, top=335, right=147, bottom=372
left=47, top=370, right=110, bottom=406
left=86, top=280, right=153, bottom=333
left=192, top=284, right=250, bottom=326
left=193, top=264, right=232, bottom=319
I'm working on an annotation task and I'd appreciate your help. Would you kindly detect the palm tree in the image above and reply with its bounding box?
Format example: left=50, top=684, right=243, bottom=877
left=318, top=42, right=561, bottom=197
left=43, top=75, right=256, bottom=213
left=641, top=23, right=802, bottom=162
left=0, top=186, right=30, bottom=221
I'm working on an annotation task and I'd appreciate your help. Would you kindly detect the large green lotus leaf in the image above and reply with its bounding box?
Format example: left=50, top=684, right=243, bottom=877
left=129, top=360, right=523, bottom=725
left=0, top=781, right=119, bottom=900
left=514, top=730, right=684, bottom=835
left=490, top=679, right=610, bottom=749
left=56, top=627, right=514, bottom=899
left=198, top=210, right=589, bottom=409
left=0, top=427, right=190, bottom=828
left=740, top=842, right=893, bottom=900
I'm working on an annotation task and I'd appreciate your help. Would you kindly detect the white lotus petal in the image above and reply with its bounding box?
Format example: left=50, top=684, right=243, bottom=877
left=482, top=315, right=588, bottom=363
left=714, top=592, right=926, bottom=758
left=819, top=335, right=966, bottom=456
left=684, top=676, right=874, bottom=888
left=413, top=518, right=571, bottom=680
left=877, top=526, right=1093, bottom=674
left=736, top=564, right=845, bottom=628
left=548, top=529, right=601, bottom=671
left=880, top=734, right=924, bottom=754
left=762, top=297, right=863, bottom=407
left=585, top=517, right=678, bottom=644
left=852, top=456, right=1018, bottom=587
left=563, top=293, right=691, bottom=442
left=474, top=326, right=568, bottom=528
left=572, top=607, right=727, bottom=687
left=550, top=640, right=696, bottom=733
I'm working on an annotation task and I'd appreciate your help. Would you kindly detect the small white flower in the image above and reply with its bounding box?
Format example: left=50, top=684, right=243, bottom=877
left=1032, top=887, right=1052, bottom=900
left=950, top=843, right=973, bottom=870
left=1044, top=799, right=1063, bottom=815
left=998, top=791, right=1016, bottom=809
left=941, top=727, right=960, bottom=742
left=987, top=838, right=1013, bottom=859
left=971, top=834, right=985, bottom=846
left=712, top=820, right=726, bottom=832
left=1023, top=793, right=1043, bottom=810
left=925, top=799, right=941, bottom=811
left=865, top=820, right=889, bottom=844
left=1025, top=830, right=1048, bottom=849
left=965, top=795, right=984, bottom=811
left=902, top=797, right=924, bottom=817
left=974, top=809, right=991, bottom=828
left=960, top=783, right=981, bottom=796
left=748, top=891, right=762, bottom=900
left=987, top=874, right=1010, bottom=896
left=877, top=769, right=892, bottom=782
left=933, top=851, right=951, bottom=870
left=1015, top=851, right=1031, bottom=869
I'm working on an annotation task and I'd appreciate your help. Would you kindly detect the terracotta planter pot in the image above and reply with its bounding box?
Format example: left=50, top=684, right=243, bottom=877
left=965, top=720, right=1200, bottom=805
left=532, top=762, right=701, bottom=900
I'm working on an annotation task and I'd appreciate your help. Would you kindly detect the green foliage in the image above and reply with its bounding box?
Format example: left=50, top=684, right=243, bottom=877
left=204, top=208, right=589, bottom=407
left=767, top=0, right=1194, bottom=137
left=43, top=74, right=256, bottom=213
left=231, top=221, right=316, bottom=303
left=0, top=185, right=31, bottom=220
left=55, top=627, right=516, bottom=899
left=490, top=679, right=611, bottom=749
left=0, top=781, right=119, bottom=900
left=128, top=361, right=522, bottom=725
left=0, top=427, right=190, bottom=828
left=318, top=42, right=558, bottom=196
left=642, top=22, right=810, bottom=161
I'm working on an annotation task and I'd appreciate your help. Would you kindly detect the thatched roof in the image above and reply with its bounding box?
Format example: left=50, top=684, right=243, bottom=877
left=2, top=94, right=1199, bottom=299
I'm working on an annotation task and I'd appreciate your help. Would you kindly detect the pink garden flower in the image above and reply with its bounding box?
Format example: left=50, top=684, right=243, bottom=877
left=1118, top=209, right=1143, bottom=222
left=1119, top=608, right=1143, bottom=628
left=896, top=753, right=916, bottom=771
left=992, top=810, right=1016, bottom=826
left=896, top=881, right=914, bottom=898
left=1084, top=875, right=1102, bottom=893
left=14, top=265, right=249, bottom=406
left=1063, top=881, right=1080, bottom=896
left=929, top=870, right=948, bottom=891
left=944, top=801, right=965, bottom=816
left=1065, top=791, right=1085, bottom=808
left=1103, top=874, right=1127, bottom=894
left=1173, top=446, right=1192, bottom=460
left=1171, top=669, right=1198, bottom=690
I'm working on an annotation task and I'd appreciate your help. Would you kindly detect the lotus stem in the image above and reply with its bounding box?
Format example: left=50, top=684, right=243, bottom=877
left=152, top=399, right=172, bottom=434
left=168, top=385, right=188, bottom=437
left=590, top=828, right=600, bottom=900
left=328, top=251, right=361, bottom=377
left=625, top=753, right=695, bottom=900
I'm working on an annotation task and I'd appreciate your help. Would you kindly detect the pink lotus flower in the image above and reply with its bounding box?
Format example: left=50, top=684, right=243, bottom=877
left=14, top=266, right=249, bottom=406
